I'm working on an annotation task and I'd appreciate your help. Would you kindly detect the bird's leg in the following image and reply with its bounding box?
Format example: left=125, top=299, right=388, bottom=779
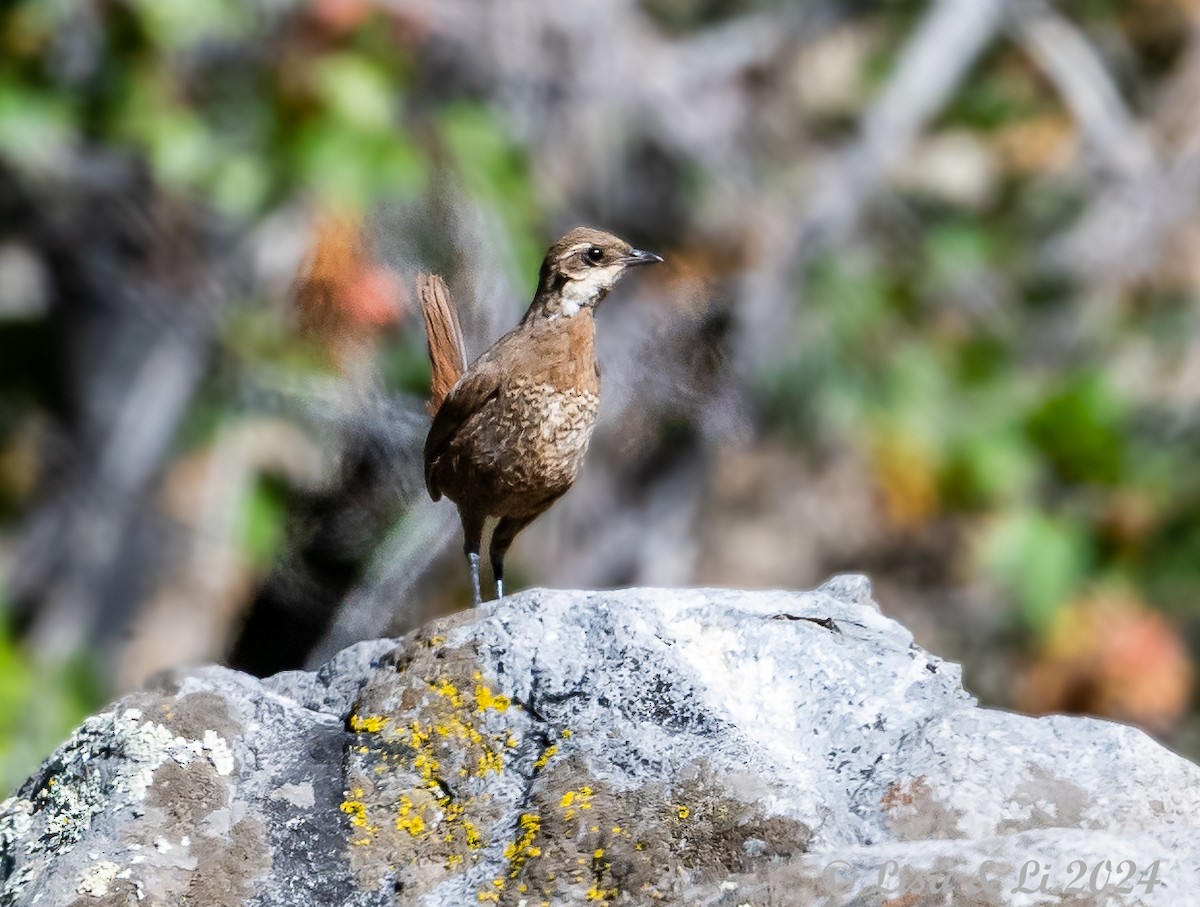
left=468, top=553, right=482, bottom=606
left=489, top=514, right=536, bottom=602
left=459, top=506, right=486, bottom=607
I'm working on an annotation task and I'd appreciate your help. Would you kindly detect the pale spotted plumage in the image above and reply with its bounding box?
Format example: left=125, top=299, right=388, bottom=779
left=505, top=381, right=600, bottom=493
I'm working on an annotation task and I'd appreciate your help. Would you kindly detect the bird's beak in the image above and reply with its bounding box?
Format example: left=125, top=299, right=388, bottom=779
left=621, top=248, right=664, bottom=266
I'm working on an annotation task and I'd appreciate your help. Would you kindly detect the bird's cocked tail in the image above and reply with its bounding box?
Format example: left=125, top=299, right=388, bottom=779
left=419, top=273, right=467, bottom=414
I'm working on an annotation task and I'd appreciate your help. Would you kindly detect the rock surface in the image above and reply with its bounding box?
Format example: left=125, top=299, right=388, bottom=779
left=3, top=579, right=1199, bottom=906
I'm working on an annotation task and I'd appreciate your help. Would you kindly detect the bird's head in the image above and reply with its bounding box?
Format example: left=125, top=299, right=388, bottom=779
left=529, top=226, right=662, bottom=320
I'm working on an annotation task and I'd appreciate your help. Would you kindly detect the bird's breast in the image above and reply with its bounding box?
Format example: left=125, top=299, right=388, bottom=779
left=454, top=376, right=597, bottom=510
left=506, top=379, right=599, bottom=462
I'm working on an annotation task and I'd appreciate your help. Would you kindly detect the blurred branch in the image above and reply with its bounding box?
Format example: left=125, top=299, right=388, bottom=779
left=735, top=0, right=1006, bottom=368
left=855, top=0, right=1005, bottom=177
left=637, top=4, right=841, bottom=171
left=22, top=329, right=211, bottom=660
left=1049, top=24, right=1200, bottom=284
left=398, top=0, right=837, bottom=179
left=5, top=163, right=231, bottom=662
left=1008, top=0, right=1157, bottom=180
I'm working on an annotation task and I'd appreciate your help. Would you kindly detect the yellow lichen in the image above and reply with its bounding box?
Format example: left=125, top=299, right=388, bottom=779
left=396, top=795, right=427, bottom=836
left=349, top=714, right=389, bottom=733
left=561, top=728, right=573, bottom=738
left=432, top=678, right=463, bottom=708
left=343, top=672, right=521, bottom=862
left=533, top=745, right=558, bottom=771
left=676, top=804, right=690, bottom=820
left=476, top=891, right=499, bottom=902
left=414, top=751, right=441, bottom=781
left=474, top=684, right=511, bottom=713
left=503, top=811, right=543, bottom=877
left=409, top=721, right=430, bottom=748
left=397, top=813, right=426, bottom=836
left=560, top=785, right=593, bottom=820
left=340, top=793, right=378, bottom=837
left=477, top=747, right=504, bottom=776
left=586, top=884, right=618, bottom=902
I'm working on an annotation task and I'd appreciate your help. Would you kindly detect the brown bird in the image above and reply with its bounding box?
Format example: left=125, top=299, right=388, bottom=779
left=421, top=227, right=662, bottom=603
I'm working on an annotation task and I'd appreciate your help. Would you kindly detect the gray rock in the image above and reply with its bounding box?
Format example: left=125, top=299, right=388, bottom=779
left=3, top=579, right=1198, bottom=906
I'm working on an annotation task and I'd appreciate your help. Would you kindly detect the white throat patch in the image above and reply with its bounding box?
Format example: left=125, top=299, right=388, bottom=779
left=558, top=272, right=611, bottom=317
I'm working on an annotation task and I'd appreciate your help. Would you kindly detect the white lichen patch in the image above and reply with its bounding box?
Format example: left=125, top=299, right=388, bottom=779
left=77, top=860, right=127, bottom=897
left=202, top=729, right=235, bottom=776
left=0, top=796, right=35, bottom=894
left=122, top=715, right=184, bottom=802
left=19, top=706, right=238, bottom=858
left=0, top=796, right=33, bottom=845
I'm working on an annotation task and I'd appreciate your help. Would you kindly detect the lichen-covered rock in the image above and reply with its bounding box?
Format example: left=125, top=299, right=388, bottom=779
left=3, top=579, right=1199, bottom=906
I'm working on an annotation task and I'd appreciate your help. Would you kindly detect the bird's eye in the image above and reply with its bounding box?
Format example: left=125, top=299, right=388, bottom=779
left=586, top=247, right=604, bottom=263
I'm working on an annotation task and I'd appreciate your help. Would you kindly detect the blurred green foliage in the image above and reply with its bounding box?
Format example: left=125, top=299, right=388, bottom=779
left=0, top=599, right=102, bottom=793
left=768, top=200, right=1200, bottom=632
left=0, top=0, right=427, bottom=216
left=762, top=36, right=1200, bottom=641
left=442, top=105, right=544, bottom=292
left=240, top=476, right=290, bottom=572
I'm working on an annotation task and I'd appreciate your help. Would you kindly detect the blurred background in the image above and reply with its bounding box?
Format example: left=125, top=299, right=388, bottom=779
left=3, top=0, right=1200, bottom=790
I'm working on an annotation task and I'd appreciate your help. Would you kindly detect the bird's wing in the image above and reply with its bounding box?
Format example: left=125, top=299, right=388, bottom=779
left=423, top=361, right=503, bottom=500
